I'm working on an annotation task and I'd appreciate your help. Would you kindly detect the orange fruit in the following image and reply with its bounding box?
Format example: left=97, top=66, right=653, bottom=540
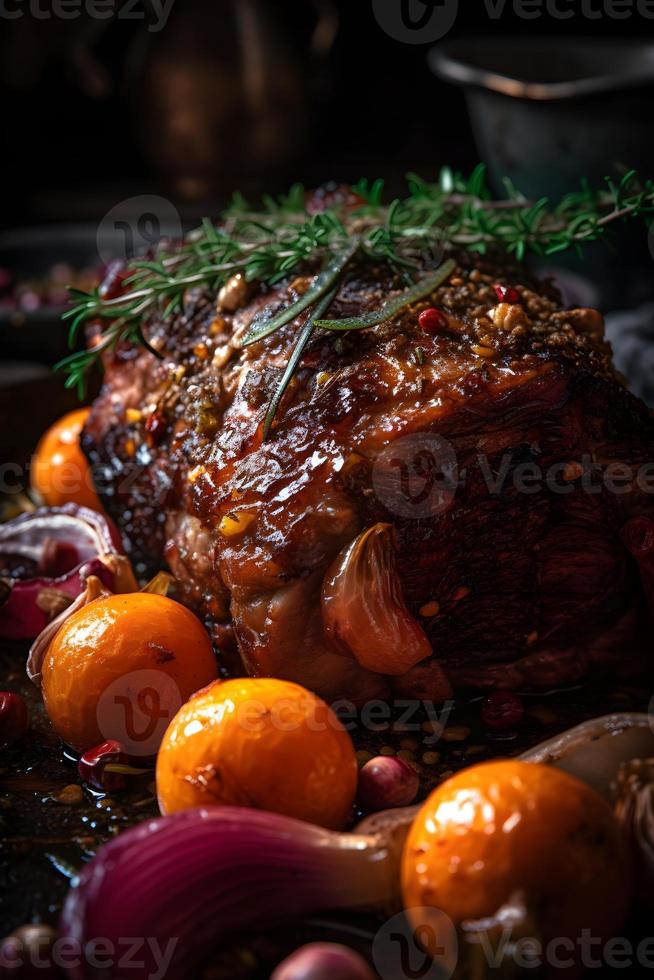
left=31, top=408, right=102, bottom=511
left=156, top=677, right=358, bottom=830
left=41, top=592, right=217, bottom=754
left=402, top=760, right=631, bottom=968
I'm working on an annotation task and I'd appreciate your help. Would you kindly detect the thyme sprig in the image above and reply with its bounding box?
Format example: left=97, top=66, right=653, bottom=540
left=58, top=166, right=654, bottom=416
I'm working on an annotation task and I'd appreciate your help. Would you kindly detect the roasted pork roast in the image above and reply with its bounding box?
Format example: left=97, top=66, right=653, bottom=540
left=83, top=236, right=654, bottom=704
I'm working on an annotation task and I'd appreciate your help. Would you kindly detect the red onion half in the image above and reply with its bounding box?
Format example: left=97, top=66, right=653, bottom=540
left=59, top=807, right=400, bottom=980
left=0, top=505, right=128, bottom=641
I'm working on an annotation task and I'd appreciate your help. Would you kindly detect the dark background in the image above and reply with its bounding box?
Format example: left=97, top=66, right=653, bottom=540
left=1, top=0, right=653, bottom=228
left=1, top=0, right=653, bottom=459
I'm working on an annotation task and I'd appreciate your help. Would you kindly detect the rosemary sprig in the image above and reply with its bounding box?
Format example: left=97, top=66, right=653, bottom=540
left=243, top=241, right=359, bottom=346
left=58, top=166, right=654, bottom=411
left=314, top=259, right=456, bottom=331
left=262, top=284, right=339, bottom=441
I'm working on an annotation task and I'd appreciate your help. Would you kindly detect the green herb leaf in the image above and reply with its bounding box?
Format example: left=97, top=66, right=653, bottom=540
left=314, top=258, right=456, bottom=331
left=262, top=285, right=339, bottom=441
left=241, top=241, right=359, bottom=346
left=58, top=169, right=654, bottom=399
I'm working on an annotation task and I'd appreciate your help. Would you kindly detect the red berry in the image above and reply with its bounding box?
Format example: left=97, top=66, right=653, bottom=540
left=99, top=260, right=129, bottom=301
left=418, top=307, right=448, bottom=334
left=357, top=756, right=419, bottom=811
left=493, top=284, right=520, bottom=304
left=78, top=740, right=130, bottom=793
left=0, top=692, right=29, bottom=745
left=481, top=691, right=524, bottom=732
left=145, top=410, right=167, bottom=446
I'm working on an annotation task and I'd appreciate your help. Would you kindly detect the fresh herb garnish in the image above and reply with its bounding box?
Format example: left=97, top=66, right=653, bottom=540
left=262, top=284, right=339, bottom=441
left=58, top=166, right=654, bottom=438
left=243, top=242, right=359, bottom=347
left=314, top=260, right=456, bottom=332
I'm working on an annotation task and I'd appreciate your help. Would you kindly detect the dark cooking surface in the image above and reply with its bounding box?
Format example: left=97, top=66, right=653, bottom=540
left=1, top=637, right=650, bottom=977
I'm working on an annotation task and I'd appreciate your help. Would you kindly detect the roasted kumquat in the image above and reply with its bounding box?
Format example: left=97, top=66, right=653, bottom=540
left=41, top=592, right=217, bottom=753
left=31, top=408, right=102, bottom=511
left=156, top=677, right=357, bottom=830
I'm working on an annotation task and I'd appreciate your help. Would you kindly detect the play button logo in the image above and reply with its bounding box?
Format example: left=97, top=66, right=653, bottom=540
left=372, top=0, right=459, bottom=43
left=373, top=907, right=458, bottom=979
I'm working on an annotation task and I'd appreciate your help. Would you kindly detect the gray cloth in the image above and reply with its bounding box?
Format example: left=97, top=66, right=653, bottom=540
left=606, top=303, right=654, bottom=407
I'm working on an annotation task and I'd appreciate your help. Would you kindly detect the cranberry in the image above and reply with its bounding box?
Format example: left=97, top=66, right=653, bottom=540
left=418, top=307, right=448, bottom=334
left=145, top=410, right=167, bottom=446
left=493, top=284, right=520, bottom=304
left=0, top=692, right=29, bottom=745
left=99, top=259, right=129, bottom=301
left=357, top=756, right=420, bottom=811
left=78, top=740, right=130, bottom=793
left=481, top=691, right=524, bottom=732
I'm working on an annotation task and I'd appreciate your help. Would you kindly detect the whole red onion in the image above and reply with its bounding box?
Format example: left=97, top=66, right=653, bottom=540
left=59, top=807, right=398, bottom=980
left=271, top=944, right=376, bottom=980
left=357, top=756, right=419, bottom=812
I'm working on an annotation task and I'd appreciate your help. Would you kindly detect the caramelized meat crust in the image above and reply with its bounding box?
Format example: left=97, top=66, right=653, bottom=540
left=83, top=249, right=654, bottom=703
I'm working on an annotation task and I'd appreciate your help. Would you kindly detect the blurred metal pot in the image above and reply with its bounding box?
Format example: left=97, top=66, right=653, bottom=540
left=429, top=36, right=654, bottom=199
left=430, top=37, right=654, bottom=306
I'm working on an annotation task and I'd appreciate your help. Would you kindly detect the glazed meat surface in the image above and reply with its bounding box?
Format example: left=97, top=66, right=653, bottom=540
left=83, top=241, right=654, bottom=704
